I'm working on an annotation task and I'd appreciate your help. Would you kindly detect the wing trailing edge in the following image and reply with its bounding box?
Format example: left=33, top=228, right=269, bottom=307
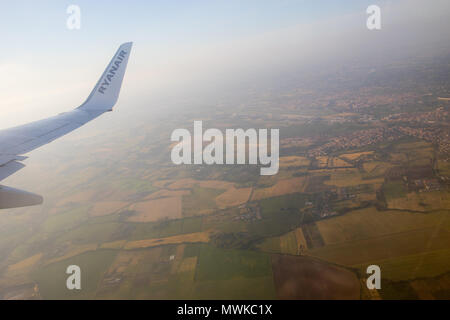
left=0, top=185, right=43, bottom=209
left=0, top=42, right=133, bottom=209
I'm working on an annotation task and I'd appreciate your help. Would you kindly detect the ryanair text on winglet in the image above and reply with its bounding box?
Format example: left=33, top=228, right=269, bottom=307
left=98, top=50, right=128, bottom=94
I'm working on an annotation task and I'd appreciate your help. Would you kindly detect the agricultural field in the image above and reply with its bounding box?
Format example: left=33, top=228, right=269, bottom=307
left=182, top=187, right=225, bottom=216
left=386, top=191, right=450, bottom=212
left=90, top=201, right=129, bottom=217
left=271, top=254, right=360, bottom=299
left=0, top=95, right=449, bottom=300
left=324, top=168, right=384, bottom=187
left=144, top=189, right=190, bottom=200
left=192, top=244, right=276, bottom=299
left=32, top=250, right=117, bottom=299
left=127, top=197, right=183, bottom=222
left=252, top=177, right=308, bottom=200
left=315, top=156, right=352, bottom=168
left=257, top=227, right=308, bottom=255
left=307, top=207, right=450, bottom=282
left=437, top=160, right=450, bottom=178
left=279, top=156, right=310, bottom=168
left=214, top=186, right=252, bottom=209
left=340, top=151, right=374, bottom=162
left=363, top=161, right=393, bottom=177
left=123, top=231, right=211, bottom=249
left=40, top=206, right=90, bottom=233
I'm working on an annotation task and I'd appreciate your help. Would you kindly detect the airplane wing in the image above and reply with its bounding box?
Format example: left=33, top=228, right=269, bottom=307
left=0, top=42, right=132, bottom=209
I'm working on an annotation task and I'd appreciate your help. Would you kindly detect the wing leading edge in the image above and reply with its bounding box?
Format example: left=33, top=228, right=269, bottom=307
left=0, top=42, right=132, bottom=180
left=0, top=42, right=132, bottom=209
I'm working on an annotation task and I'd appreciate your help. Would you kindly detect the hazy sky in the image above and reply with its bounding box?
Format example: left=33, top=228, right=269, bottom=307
left=1, top=0, right=449, bottom=129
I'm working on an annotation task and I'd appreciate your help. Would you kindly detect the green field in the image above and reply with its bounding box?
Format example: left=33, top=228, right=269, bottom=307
left=182, top=187, right=225, bottom=217
left=192, top=244, right=275, bottom=299
left=244, top=193, right=306, bottom=238
left=130, top=216, right=204, bottom=240
left=354, top=248, right=450, bottom=281
left=55, top=222, right=122, bottom=245
left=32, top=250, right=117, bottom=299
left=41, top=206, right=89, bottom=233
left=259, top=193, right=308, bottom=219
left=308, top=207, right=450, bottom=274
left=438, top=160, right=450, bottom=177
left=383, top=181, right=407, bottom=201
left=195, top=244, right=272, bottom=281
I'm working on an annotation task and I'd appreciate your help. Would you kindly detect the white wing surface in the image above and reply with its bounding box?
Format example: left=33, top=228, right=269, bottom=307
left=0, top=42, right=132, bottom=209
left=0, top=42, right=132, bottom=181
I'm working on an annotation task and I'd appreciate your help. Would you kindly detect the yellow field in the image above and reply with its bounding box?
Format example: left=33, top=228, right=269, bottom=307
left=123, top=231, right=211, bottom=249
left=100, top=240, right=127, bottom=249
left=306, top=207, right=450, bottom=278
left=324, top=168, right=384, bottom=187
left=44, top=244, right=98, bottom=265
left=279, top=156, right=310, bottom=168
left=90, top=201, right=128, bottom=216
left=358, top=189, right=379, bottom=201
left=316, top=156, right=329, bottom=168
left=257, top=228, right=307, bottom=255
left=7, top=253, right=42, bottom=274
left=390, top=153, right=408, bottom=162
left=394, top=142, right=434, bottom=166
left=170, top=245, right=187, bottom=274
left=316, top=156, right=352, bottom=168
left=252, top=177, right=308, bottom=200
left=359, top=278, right=382, bottom=300
left=127, top=197, right=182, bottom=222
left=396, top=141, right=431, bottom=150
left=280, top=138, right=313, bottom=148
left=177, top=257, right=198, bottom=273
left=414, top=147, right=434, bottom=157
left=353, top=248, right=450, bottom=281
left=409, top=146, right=434, bottom=158
left=438, top=160, right=450, bottom=177
left=307, top=227, right=450, bottom=269
left=316, top=207, right=450, bottom=245
left=256, top=237, right=280, bottom=253
left=55, top=190, right=96, bottom=207
left=323, top=112, right=359, bottom=118
left=167, top=179, right=234, bottom=190
left=145, top=189, right=190, bottom=200
left=363, top=161, right=392, bottom=176
left=279, top=231, right=298, bottom=255
left=332, top=199, right=363, bottom=211
left=256, top=168, right=303, bottom=187
left=153, top=179, right=173, bottom=188
left=363, top=162, right=380, bottom=172
left=105, top=248, right=163, bottom=275
left=387, top=191, right=450, bottom=212
left=339, top=151, right=374, bottom=161
left=195, top=180, right=234, bottom=189
left=1, top=253, right=44, bottom=286
left=328, top=157, right=352, bottom=168
left=294, top=227, right=308, bottom=253
left=214, top=187, right=252, bottom=209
